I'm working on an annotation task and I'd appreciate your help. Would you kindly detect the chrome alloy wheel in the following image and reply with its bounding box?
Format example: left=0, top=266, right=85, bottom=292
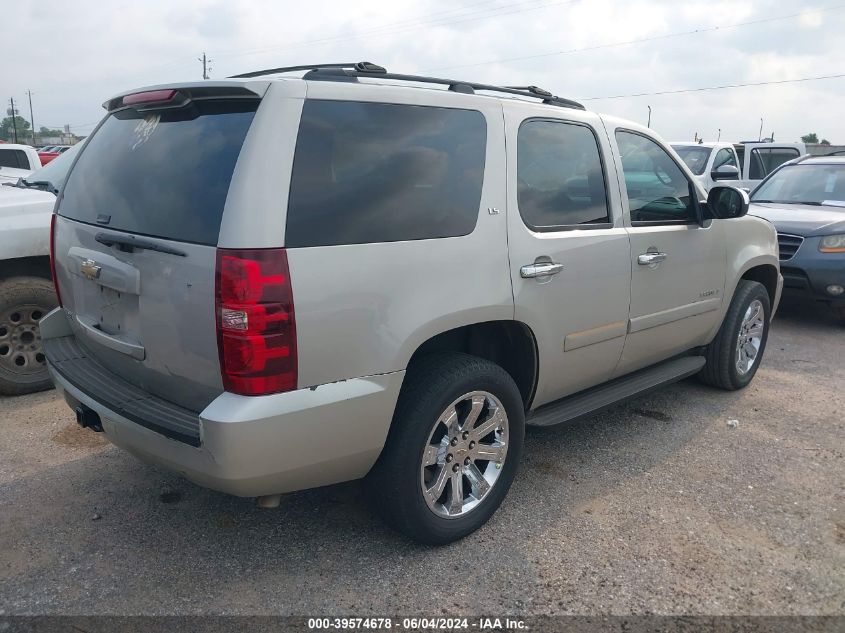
left=420, top=391, right=509, bottom=519
left=0, top=305, right=47, bottom=376
left=736, top=299, right=765, bottom=375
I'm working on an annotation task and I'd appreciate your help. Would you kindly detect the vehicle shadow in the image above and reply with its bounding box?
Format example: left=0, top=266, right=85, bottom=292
left=773, top=296, right=841, bottom=329
left=1, top=376, right=728, bottom=614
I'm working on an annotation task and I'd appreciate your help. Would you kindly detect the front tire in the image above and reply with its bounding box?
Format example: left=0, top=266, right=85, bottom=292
left=699, top=280, right=771, bottom=390
left=0, top=277, right=57, bottom=396
left=366, top=353, right=525, bottom=545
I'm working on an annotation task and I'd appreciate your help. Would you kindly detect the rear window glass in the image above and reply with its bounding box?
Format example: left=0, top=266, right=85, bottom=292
left=58, top=99, right=257, bottom=245
left=0, top=149, right=29, bottom=170
left=286, top=100, right=487, bottom=248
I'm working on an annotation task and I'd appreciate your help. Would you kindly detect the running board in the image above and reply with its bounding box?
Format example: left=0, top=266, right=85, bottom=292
left=527, top=356, right=706, bottom=427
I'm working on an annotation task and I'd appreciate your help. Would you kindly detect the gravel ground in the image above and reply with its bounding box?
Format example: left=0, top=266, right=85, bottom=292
left=0, top=301, right=842, bottom=616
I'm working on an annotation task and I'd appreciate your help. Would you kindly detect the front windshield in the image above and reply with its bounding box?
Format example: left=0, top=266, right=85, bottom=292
left=21, top=141, right=85, bottom=193
left=672, top=145, right=712, bottom=175
left=752, top=164, right=845, bottom=207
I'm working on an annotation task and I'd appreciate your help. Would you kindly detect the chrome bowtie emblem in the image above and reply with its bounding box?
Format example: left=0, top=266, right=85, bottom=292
left=81, top=258, right=102, bottom=281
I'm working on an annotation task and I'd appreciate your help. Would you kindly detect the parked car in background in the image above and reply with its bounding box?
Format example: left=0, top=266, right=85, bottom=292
left=42, top=64, right=780, bottom=543
left=0, top=144, right=42, bottom=183
left=671, top=141, right=806, bottom=192
left=749, top=154, right=845, bottom=321
left=0, top=142, right=84, bottom=394
left=38, top=145, right=70, bottom=165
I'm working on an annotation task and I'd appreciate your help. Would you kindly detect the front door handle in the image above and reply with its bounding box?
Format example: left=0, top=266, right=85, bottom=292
left=637, top=252, right=668, bottom=265
left=520, top=262, right=564, bottom=278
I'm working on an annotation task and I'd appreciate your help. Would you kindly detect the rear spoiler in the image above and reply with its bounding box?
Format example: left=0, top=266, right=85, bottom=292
left=103, top=81, right=269, bottom=112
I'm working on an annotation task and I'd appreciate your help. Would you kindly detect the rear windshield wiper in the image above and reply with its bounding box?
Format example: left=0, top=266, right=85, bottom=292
left=20, top=179, right=58, bottom=194
left=95, top=232, right=187, bottom=257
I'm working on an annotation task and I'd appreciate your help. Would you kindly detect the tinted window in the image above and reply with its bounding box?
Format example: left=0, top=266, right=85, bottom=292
left=517, top=120, right=610, bottom=229
left=672, top=145, right=711, bottom=176
left=286, top=100, right=486, bottom=248
left=714, top=148, right=737, bottom=169
left=59, top=100, right=257, bottom=245
left=749, top=147, right=800, bottom=180
left=0, top=150, right=28, bottom=170
left=616, top=131, right=696, bottom=224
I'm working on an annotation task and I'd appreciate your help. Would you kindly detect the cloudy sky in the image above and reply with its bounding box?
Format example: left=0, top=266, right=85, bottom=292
left=3, top=0, right=844, bottom=143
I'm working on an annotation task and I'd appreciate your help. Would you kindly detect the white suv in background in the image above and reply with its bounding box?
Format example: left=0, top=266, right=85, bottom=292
left=672, top=140, right=806, bottom=192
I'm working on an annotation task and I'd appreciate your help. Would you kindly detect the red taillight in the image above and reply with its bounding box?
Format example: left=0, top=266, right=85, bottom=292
left=49, top=214, right=62, bottom=306
left=122, top=89, right=177, bottom=106
left=215, top=249, right=297, bottom=396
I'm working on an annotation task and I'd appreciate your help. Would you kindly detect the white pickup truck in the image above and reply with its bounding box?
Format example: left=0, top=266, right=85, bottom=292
left=0, top=142, right=82, bottom=395
left=0, top=144, right=42, bottom=183
left=671, top=141, right=806, bottom=192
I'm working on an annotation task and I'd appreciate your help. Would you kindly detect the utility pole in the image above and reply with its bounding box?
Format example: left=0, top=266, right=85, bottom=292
left=8, top=97, right=19, bottom=144
left=758, top=118, right=763, bottom=142
left=26, top=90, right=35, bottom=146
left=198, top=52, right=213, bottom=80
left=647, top=105, right=651, bottom=128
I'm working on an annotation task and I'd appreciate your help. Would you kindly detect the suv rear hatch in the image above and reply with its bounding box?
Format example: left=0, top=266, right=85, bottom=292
left=52, top=84, right=263, bottom=412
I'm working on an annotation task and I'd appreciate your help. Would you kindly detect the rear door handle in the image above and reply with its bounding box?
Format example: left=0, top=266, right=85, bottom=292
left=520, top=262, right=564, bottom=278
left=637, top=252, right=668, bottom=265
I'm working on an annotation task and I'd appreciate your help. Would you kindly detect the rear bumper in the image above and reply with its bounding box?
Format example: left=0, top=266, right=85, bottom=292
left=42, top=309, right=405, bottom=497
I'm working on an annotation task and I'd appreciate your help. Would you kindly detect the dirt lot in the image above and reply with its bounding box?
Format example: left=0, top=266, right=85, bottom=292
left=0, top=301, right=842, bottom=616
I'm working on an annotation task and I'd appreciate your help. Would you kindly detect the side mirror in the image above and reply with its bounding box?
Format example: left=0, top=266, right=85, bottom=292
left=711, top=164, right=740, bottom=181
left=707, top=186, right=749, bottom=219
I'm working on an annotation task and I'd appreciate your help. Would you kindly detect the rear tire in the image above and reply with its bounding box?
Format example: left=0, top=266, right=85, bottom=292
left=0, top=277, right=57, bottom=396
left=366, top=353, right=525, bottom=545
left=699, top=280, right=770, bottom=390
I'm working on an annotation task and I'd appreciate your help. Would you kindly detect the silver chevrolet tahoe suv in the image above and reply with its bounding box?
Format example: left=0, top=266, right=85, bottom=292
left=42, top=62, right=782, bottom=544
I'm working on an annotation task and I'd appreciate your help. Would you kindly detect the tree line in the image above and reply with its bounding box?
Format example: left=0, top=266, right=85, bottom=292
left=0, top=115, right=63, bottom=143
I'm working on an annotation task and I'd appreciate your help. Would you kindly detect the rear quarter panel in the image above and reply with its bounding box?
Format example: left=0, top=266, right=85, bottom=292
left=222, top=82, right=513, bottom=388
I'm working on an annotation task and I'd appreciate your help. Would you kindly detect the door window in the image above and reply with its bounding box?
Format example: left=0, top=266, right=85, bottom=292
left=516, top=119, right=610, bottom=230
left=713, top=148, right=737, bottom=170
left=749, top=147, right=800, bottom=180
left=615, top=130, right=697, bottom=224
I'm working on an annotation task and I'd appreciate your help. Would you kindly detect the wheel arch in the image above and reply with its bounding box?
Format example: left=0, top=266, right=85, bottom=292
left=739, top=263, right=779, bottom=308
left=407, top=320, right=539, bottom=410
left=0, top=256, right=52, bottom=282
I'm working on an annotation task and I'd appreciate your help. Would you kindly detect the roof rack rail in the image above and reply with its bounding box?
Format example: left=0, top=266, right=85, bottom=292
left=229, top=61, right=585, bottom=110
left=824, top=149, right=845, bottom=156
left=229, top=61, right=386, bottom=79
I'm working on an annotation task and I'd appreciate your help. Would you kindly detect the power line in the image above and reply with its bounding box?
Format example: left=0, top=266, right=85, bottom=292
left=213, top=0, right=502, bottom=57
left=579, top=72, right=845, bottom=101
left=219, top=0, right=579, bottom=63
left=140, top=0, right=577, bottom=75
left=426, top=3, right=845, bottom=72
